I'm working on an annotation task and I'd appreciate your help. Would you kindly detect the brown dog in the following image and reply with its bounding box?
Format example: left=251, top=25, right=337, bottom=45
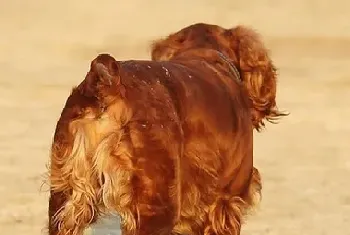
left=47, top=23, right=285, bottom=235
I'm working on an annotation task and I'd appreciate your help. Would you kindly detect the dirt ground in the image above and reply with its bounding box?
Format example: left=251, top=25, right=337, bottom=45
left=1, top=0, right=350, bottom=234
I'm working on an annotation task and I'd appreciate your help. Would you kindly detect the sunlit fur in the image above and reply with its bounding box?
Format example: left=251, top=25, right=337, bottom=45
left=47, top=23, right=284, bottom=235
left=49, top=99, right=135, bottom=235
left=151, top=23, right=287, bottom=131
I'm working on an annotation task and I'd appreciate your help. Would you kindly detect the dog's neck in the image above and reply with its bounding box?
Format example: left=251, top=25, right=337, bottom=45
left=216, top=51, right=241, bottom=82
left=170, top=48, right=241, bottom=83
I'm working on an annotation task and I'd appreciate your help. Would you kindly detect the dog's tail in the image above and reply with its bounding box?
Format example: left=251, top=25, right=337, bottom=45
left=79, top=53, right=125, bottom=100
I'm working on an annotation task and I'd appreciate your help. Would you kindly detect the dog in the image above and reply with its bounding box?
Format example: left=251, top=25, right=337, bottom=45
left=47, top=23, right=285, bottom=235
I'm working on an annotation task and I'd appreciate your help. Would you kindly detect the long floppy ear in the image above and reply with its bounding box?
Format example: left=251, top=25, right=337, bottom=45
left=82, top=53, right=121, bottom=97
left=227, top=26, right=287, bottom=131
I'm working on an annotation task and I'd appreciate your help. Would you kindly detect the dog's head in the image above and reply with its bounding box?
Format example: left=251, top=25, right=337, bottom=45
left=151, top=23, right=286, bottom=130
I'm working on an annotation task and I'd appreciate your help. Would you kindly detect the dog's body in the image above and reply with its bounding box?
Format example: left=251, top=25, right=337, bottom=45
left=48, top=23, right=284, bottom=235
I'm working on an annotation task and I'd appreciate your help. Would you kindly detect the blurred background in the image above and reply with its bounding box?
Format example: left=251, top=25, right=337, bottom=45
left=1, top=0, right=349, bottom=234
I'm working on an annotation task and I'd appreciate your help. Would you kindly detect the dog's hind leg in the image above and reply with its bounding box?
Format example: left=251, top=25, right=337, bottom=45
left=48, top=123, right=102, bottom=235
left=48, top=189, right=99, bottom=235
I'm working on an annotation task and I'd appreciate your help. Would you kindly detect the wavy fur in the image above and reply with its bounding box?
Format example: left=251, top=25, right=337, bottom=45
left=151, top=23, right=287, bottom=131
left=48, top=23, right=284, bottom=235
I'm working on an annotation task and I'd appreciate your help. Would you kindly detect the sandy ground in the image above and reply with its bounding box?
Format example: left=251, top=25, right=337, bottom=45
left=1, top=0, right=350, bottom=234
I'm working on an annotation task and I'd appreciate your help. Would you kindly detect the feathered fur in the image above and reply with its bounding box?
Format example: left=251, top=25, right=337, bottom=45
left=47, top=23, right=284, bottom=235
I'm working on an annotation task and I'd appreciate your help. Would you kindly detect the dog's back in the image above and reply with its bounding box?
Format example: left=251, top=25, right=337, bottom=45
left=116, top=58, right=259, bottom=235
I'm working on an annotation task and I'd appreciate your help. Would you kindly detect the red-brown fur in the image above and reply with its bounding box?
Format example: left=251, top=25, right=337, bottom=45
left=47, top=23, right=285, bottom=235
